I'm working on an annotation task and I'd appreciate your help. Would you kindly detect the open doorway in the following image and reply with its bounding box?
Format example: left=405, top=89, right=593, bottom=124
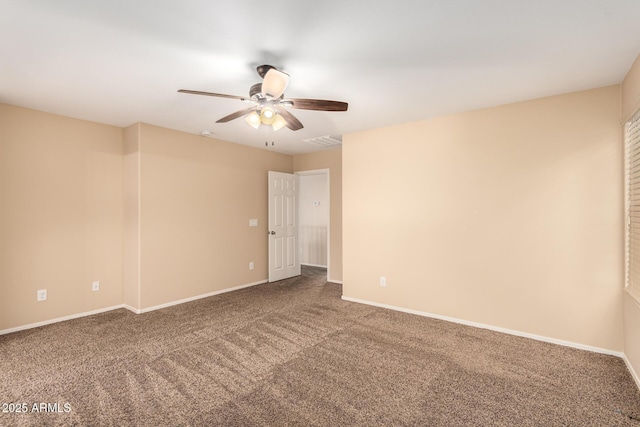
left=296, top=169, right=330, bottom=281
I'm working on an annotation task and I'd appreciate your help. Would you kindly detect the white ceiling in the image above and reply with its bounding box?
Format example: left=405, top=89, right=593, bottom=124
left=2, top=0, right=640, bottom=155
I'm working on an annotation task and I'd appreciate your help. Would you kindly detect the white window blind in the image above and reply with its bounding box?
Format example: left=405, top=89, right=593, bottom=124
left=626, top=115, right=640, bottom=300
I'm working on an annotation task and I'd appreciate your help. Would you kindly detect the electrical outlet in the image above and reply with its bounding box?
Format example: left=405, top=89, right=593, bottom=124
left=92, top=281, right=100, bottom=292
left=249, top=262, right=254, bottom=270
left=380, top=277, right=387, bottom=287
left=37, top=289, right=47, bottom=301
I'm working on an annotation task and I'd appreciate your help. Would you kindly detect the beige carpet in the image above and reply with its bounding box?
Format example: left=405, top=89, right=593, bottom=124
left=1, top=266, right=640, bottom=426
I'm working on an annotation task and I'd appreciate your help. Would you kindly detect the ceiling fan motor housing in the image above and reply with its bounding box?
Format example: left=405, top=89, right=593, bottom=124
left=249, top=83, right=262, bottom=99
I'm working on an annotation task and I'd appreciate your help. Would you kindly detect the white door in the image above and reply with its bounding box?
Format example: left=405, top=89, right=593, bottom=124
left=268, top=171, right=300, bottom=282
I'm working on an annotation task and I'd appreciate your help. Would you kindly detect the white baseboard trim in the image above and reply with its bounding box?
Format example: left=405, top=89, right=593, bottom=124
left=328, top=279, right=343, bottom=285
left=341, top=296, right=623, bottom=358
left=0, top=304, right=125, bottom=336
left=301, top=263, right=327, bottom=268
left=123, top=304, right=139, bottom=314
left=128, top=279, right=268, bottom=314
left=623, top=354, right=640, bottom=391
left=1, top=279, right=268, bottom=334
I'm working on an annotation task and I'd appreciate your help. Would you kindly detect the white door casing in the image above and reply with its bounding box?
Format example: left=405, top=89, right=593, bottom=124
left=268, top=171, right=300, bottom=282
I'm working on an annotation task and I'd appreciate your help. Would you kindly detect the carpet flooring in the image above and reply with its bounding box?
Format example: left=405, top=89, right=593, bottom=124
left=1, top=266, right=640, bottom=426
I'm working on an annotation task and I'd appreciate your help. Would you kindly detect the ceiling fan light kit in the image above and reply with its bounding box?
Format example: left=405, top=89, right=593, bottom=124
left=244, top=106, right=287, bottom=131
left=262, top=69, right=289, bottom=99
left=178, top=64, right=348, bottom=132
left=260, top=106, right=276, bottom=124
left=271, top=113, right=286, bottom=131
left=245, top=111, right=261, bottom=129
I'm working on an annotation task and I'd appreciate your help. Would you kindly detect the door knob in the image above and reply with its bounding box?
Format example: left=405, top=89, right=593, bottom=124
left=268, top=231, right=276, bottom=235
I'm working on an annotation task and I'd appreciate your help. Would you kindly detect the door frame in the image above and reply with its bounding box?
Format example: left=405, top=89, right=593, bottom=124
left=295, top=168, right=330, bottom=281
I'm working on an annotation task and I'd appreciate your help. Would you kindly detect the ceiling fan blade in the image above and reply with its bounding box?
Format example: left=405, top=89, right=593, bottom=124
left=178, top=89, right=247, bottom=101
left=256, top=64, right=276, bottom=79
left=262, top=69, right=290, bottom=99
left=274, top=107, right=304, bottom=131
left=216, top=107, right=256, bottom=123
left=282, top=98, right=348, bottom=111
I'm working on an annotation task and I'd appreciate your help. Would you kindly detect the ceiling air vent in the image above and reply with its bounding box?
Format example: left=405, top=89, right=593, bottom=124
left=303, top=135, right=342, bottom=148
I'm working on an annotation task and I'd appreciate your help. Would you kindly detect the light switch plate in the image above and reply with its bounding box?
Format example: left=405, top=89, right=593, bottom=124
left=249, top=219, right=258, bottom=227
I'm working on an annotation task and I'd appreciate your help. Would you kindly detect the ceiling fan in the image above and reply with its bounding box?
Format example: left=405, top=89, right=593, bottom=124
left=178, top=65, right=348, bottom=131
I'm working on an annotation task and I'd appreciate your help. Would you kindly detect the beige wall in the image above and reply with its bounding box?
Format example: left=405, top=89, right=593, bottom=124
left=123, top=123, right=140, bottom=309
left=0, top=77, right=631, bottom=358
left=343, top=86, right=623, bottom=351
left=623, top=54, right=640, bottom=122
left=133, top=124, right=292, bottom=309
left=293, top=148, right=343, bottom=282
left=623, top=53, right=640, bottom=382
left=0, top=105, right=294, bottom=328
left=0, top=103, right=124, bottom=331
